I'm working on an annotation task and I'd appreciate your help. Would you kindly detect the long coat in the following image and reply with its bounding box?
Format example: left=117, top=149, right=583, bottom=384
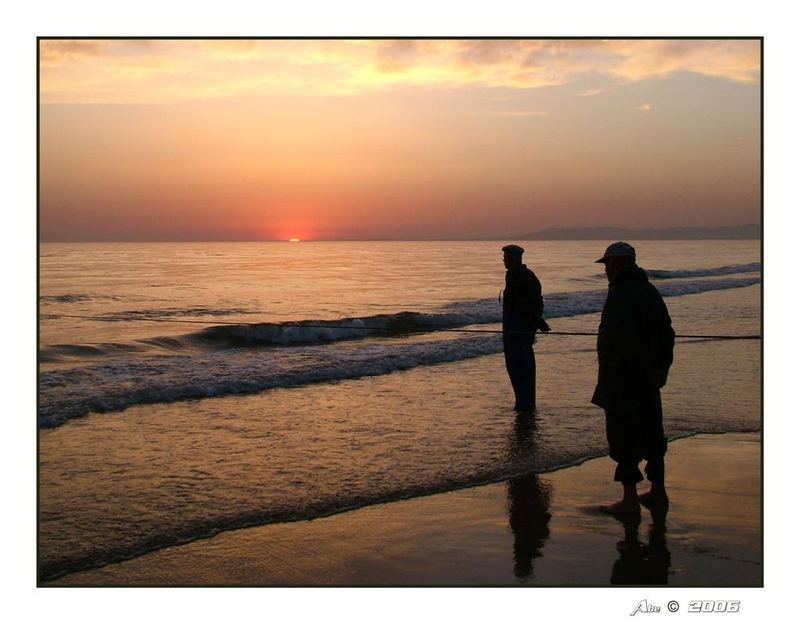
left=591, top=266, right=675, bottom=410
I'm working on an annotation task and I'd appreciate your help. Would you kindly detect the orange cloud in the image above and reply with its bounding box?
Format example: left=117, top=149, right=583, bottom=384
left=577, top=88, right=607, bottom=97
left=605, top=39, right=760, bottom=83
left=39, top=39, right=760, bottom=105
left=482, top=109, right=550, bottom=117
left=39, top=40, right=102, bottom=64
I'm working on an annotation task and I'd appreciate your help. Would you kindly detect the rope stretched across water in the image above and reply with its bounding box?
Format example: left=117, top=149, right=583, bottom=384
left=44, top=313, right=762, bottom=341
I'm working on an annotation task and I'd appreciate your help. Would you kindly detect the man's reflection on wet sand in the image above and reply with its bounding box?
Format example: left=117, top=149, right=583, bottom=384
left=610, top=505, right=671, bottom=584
left=506, top=415, right=552, bottom=580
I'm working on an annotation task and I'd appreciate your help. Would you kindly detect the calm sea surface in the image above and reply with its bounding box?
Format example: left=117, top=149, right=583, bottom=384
left=38, top=240, right=761, bottom=580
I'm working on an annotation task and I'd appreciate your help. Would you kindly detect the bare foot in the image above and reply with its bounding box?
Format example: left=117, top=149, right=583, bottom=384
left=638, top=491, right=669, bottom=507
left=599, top=500, right=641, bottom=515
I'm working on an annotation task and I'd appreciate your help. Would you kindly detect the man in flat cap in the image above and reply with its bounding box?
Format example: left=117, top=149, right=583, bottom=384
left=591, top=242, right=675, bottom=515
left=501, top=244, right=550, bottom=411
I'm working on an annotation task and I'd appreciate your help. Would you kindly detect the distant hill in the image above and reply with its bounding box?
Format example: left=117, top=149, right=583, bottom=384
left=520, top=224, right=760, bottom=240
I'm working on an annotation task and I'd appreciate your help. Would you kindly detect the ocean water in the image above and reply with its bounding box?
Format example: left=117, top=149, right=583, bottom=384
left=38, top=240, right=761, bottom=580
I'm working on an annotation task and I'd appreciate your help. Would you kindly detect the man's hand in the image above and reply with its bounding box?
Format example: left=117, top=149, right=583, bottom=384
left=649, top=369, right=668, bottom=388
left=538, top=319, right=551, bottom=333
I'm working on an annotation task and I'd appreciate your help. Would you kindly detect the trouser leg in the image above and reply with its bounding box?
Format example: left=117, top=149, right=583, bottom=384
left=605, top=390, right=667, bottom=484
left=614, top=459, right=644, bottom=484
left=504, top=335, right=536, bottom=409
left=605, top=405, right=644, bottom=484
left=644, top=456, right=665, bottom=484
left=642, top=390, right=667, bottom=484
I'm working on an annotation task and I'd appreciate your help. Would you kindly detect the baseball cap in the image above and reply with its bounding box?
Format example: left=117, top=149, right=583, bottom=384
left=502, top=244, right=525, bottom=255
left=595, top=241, right=636, bottom=263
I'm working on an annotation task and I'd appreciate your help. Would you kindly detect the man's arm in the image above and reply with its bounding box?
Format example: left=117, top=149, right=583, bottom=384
left=530, top=273, right=550, bottom=332
left=647, top=287, right=675, bottom=387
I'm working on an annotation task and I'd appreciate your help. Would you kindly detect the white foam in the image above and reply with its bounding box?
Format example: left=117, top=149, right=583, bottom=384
left=38, top=275, right=761, bottom=427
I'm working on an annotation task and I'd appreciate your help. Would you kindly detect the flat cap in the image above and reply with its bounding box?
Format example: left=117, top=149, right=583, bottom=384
left=595, top=241, right=636, bottom=263
left=502, top=244, right=525, bottom=255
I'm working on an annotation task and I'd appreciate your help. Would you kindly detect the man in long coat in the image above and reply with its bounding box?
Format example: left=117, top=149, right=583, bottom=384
left=591, top=242, right=675, bottom=515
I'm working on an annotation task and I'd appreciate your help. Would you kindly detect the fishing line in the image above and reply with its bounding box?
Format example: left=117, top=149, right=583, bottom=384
left=42, top=313, right=761, bottom=341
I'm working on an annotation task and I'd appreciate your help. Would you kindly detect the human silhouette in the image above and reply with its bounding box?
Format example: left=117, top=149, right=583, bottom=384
left=501, top=244, right=550, bottom=411
left=505, top=415, right=552, bottom=580
left=590, top=242, right=675, bottom=515
left=610, top=504, right=671, bottom=584
left=507, top=474, right=552, bottom=579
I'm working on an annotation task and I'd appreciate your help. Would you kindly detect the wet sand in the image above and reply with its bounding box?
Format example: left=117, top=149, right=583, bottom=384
left=47, top=432, right=761, bottom=586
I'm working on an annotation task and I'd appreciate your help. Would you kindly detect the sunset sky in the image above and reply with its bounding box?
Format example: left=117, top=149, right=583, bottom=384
left=39, top=39, right=761, bottom=241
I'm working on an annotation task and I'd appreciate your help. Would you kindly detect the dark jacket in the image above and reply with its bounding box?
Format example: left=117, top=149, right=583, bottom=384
left=591, top=266, right=675, bottom=409
left=503, top=264, right=545, bottom=333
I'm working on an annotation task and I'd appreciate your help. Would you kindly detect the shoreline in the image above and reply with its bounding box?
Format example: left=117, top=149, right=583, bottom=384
left=46, top=431, right=762, bottom=587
